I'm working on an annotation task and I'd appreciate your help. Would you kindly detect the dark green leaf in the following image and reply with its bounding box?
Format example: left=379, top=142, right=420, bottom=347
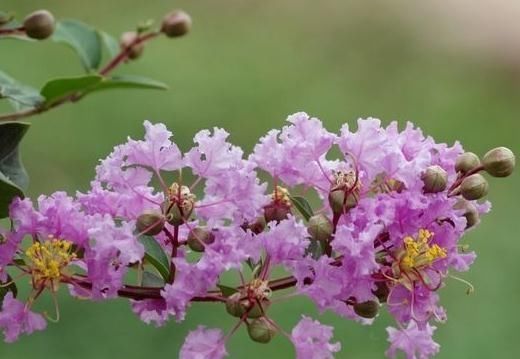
left=0, top=275, right=18, bottom=306
left=142, top=271, right=164, bottom=287
left=305, top=239, right=324, bottom=260
left=139, top=235, right=170, bottom=282
left=52, top=20, right=102, bottom=71
left=0, top=70, right=43, bottom=110
left=0, top=122, right=30, bottom=218
left=217, top=284, right=239, bottom=297
left=289, top=195, right=314, bottom=221
left=99, top=31, right=120, bottom=59
left=40, top=75, right=102, bottom=106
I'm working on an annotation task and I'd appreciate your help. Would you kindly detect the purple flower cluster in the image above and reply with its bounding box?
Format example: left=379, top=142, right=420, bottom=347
left=0, top=113, right=514, bottom=358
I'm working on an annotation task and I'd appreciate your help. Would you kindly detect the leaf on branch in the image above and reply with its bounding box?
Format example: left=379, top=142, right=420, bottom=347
left=40, top=75, right=103, bottom=106
left=90, top=75, right=169, bottom=92
left=217, top=284, right=239, bottom=297
left=0, top=122, right=30, bottom=218
left=52, top=20, right=102, bottom=71
left=0, top=70, right=43, bottom=110
left=289, top=195, right=314, bottom=221
left=139, top=235, right=170, bottom=282
left=99, top=31, right=120, bottom=59
left=142, top=271, right=165, bottom=287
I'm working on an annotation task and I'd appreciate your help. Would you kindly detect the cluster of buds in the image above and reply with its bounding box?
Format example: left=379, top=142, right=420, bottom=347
left=0, top=115, right=515, bottom=359
left=0, top=9, right=55, bottom=40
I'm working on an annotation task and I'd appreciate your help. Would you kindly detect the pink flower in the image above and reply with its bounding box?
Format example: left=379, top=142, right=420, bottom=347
left=0, top=293, right=46, bottom=343
left=291, top=316, right=341, bottom=359
left=180, top=326, right=228, bottom=359
left=386, top=322, right=440, bottom=359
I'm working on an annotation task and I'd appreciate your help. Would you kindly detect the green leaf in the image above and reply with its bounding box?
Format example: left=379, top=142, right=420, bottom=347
left=0, top=122, right=30, bottom=218
left=0, top=70, right=43, bottom=110
left=0, top=275, right=18, bottom=306
left=217, top=284, right=239, bottom=297
left=89, top=75, right=169, bottom=93
left=52, top=19, right=102, bottom=71
left=40, top=75, right=103, bottom=106
left=99, top=31, right=120, bottom=59
left=139, top=235, right=170, bottom=282
left=289, top=195, right=314, bottom=221
left=142, top=271, right=164, bottom=287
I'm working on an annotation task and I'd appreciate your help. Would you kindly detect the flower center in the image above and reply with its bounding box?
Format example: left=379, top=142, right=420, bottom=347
left=398, top=229, right=446, bottom=272
left=270, top=186, right=291, bottom=206
left=25, top=236, right=76, bottom=284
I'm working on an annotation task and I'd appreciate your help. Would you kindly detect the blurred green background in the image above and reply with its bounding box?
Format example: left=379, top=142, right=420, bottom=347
left=1, top=0, right=519, bottom=358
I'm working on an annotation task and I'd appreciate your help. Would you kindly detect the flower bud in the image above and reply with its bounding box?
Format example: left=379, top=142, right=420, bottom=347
left=136, top=209, right=165, bottom=235
left=461, top=173, right=489, bottom=200
left=353, top=300, right=379, bottom=319
left=0, top=12, right=13, bottom=26
left=482, top=147, right=515, bottom=178
left=454, top=199, right=479, bottom=229
left=455, top=152, right=481, bottom=173
left=308, top=214, right=333, bottom=242
left=372, top=282, right=389, bottom=303
left=23, top=10, right=55, bottom=40
left=161, top=10, right=191, bottom=38
left=120, top=31, right=144, bottom=60
left=187, top=227, right=215, bottom=252
left=225, top=294, right=270, bottom=319
left=247, top=317, right=277, bottom=344
left=421, top=165, right=447, bottom=193
left=264, top=203, right=290, bottom=223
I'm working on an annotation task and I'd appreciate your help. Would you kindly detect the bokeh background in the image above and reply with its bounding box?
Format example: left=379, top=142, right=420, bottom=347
left=1, top=0, right=519, bottom=358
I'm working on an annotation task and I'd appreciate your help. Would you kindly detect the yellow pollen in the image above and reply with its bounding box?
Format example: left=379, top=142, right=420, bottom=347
left=25, top=236, right=76, bottom=284
left=248, top=278, right=272, bottom=300
left=271, top=186, right=291, bottom=206
left=399, top=229, right=446, bottom=271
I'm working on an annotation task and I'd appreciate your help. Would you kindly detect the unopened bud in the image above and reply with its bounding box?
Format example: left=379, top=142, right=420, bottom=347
left=225, top=293, right=246, bottom=318
left=247, top=317, right=277, bottom=344
left=0, top=12, right=13, bottom=26
left=120, top=31, right=144, bottom=59
left=328, top=190, right=357, bottom=215
left=308, top=214, right=333, bottom=242
left=421, top=165, right=447, bottom=193
left=23, top=10, right=55, bottom=40
left=136, top=210, right=165, bottom=235
left=248, top=216, right=267, bottom=234
left=225, top=294, right=270, bottom=319
left=455, top=152, right=481, bottom=174
left=482, top=147, right=515, bottom=178
left=187, top=227, right=215, bottom=252
left=161, top=10, right=191, bottom=38
left=454, top=199, right=479, bottom=229
left=460, top=174, right=489, bottom=200
left=353, top=300, right=379, bottom=319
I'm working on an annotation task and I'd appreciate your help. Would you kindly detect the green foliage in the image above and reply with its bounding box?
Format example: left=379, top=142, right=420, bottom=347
left=52, top=20, right=102, bottom=71
left=139, top=235, right=171, bottom=282
left=0, top=122, right=29, bottom=217
left=0, top=70, right=43, bottom=110
left=289, top=195, right=314, bottom=221
left=41, top=75, right=103, bottom=105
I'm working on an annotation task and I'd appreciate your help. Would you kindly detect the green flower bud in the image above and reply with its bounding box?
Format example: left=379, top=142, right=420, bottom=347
left=421, top=165, right=447, bottom=193
left=455, top=152, right=481, bottom=173
left=120, top=31, right=144, bottom=60
left=187, top=227, right=215, bottom=252
left=482, top=147, right=515, bottom=178
left=136, top=209, right=165, bottom=235
left=161, top=10, right=191, bottom=38
left=454, top=199, right=479, bottom=229
left=247, top=317, right=277, bottom=344
left=308, top=214, right=333, bottom=242
left=23, top=10, right=55, bottom=40
left=353, top=300, right=379, bottom=319
left=225, top=294, right=270, bottom=319
left=461, top=173, right=489, bottom=200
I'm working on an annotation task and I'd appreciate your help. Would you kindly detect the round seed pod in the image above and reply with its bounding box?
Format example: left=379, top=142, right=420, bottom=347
left=247, top=317, right=277, bottom=344
left=353, top=300, right=379, bottom=319
left=187, top=227, right=215, bottom=252
left=308, top=214, right=333, bottom=242
left=454, top=199, right=479, bottom=229
left=455, top=152, right=481, bottom=173
left=460, top=174, right=489, bottom=200
left=161, top=10, right=191, bottom=38
left=136, top=210, right=165, bottom=235
left=120, top=31, right=144, bottom=60
left=23, top=10, right=55, bottom=40
left=482, top=147, right=515, bottom=178
left=421, top=165, right=447, bottom=193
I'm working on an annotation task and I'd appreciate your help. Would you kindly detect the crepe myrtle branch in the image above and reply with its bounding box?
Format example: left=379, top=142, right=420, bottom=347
left=0, top=10, right=191, bottom=123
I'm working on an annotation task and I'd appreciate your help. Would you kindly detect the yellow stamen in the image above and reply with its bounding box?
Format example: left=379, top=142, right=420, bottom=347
left=271, top=186, right=291, bottom=206
left=399, top=229, right=446, bottom=272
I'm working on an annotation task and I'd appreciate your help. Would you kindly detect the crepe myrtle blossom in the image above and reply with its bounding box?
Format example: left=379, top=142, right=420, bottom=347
left=0, top=115, right=515, bottom=358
